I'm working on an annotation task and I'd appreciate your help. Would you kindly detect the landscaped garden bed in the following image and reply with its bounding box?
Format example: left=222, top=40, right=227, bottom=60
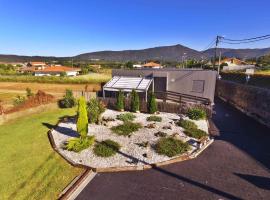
left=51, top=108, right=210, bottom=169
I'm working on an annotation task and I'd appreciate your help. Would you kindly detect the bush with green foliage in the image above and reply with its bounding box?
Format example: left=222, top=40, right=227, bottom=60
left=65, top=136, right=95, bottom=152
left=187, top=108, right=207, bottom=120
left=147, top=115, right=162, bottom=122
left=184, top=128, right=207, bottom=139
left=148, top=92, right=157, bottom=114
left=58, top=89, right=76, bottom=108
left=93, top=139, right=120, bottom=157
left=177, top=119, right=198, bottom=130
left=130, top=89, right=140, bottom=112
left=60, top=72, right=67, bottom=77
left=116, top=90, right=125, bottom=111
left=13, top=95, right=26, bottom=106
left=26, top=88, right=34, bottom=98
left=117, top=113, right=136, bottom=122
left=155, top=137, right=189, bottom=157
left=111, top=121, right=142, bottom=136
left=76, top=97, right=88, bottom=137
left=87, top=98, right=105, bottom=124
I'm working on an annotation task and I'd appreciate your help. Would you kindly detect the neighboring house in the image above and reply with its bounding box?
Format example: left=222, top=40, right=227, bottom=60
left=29, top=62, right=46, bottom=67
left=133, top=64, right=142, bottom=68
left=219, top=58, right=256, bottom=71
left=34, top=66, right=81, bottom=76
left=143, top=62, right=163, bottom=69
left=104, top=68, right=217, bottom=104
left=219, top=58, right=247, bottom=67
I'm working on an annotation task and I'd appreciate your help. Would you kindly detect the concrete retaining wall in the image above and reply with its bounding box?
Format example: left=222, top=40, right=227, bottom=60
left=216, top=80, right=270, bottom=128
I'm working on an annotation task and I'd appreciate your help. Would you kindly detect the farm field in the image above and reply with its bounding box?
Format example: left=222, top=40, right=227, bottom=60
left=0, top=81, right=101, bottom=110
left=0, top=72, right=111, bottom=84
left=0, top=107, right=83, bottom=200
left=0, top=91, right=24, bottom=110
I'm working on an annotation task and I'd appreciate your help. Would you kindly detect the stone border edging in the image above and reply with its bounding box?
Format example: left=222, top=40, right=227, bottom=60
left=58, top=169, right=96, bottom=200
left=48, top=128, right=214, bottom=173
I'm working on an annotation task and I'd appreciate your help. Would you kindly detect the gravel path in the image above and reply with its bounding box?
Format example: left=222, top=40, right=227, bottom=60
left=51, top=109, right=209, bottom=168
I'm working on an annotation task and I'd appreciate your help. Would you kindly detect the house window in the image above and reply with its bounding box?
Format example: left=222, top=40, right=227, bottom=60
left=192, top=80, right=205, bottom=93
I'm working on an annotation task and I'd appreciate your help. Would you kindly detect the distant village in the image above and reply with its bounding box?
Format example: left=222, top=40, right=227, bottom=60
left=0, top=57, right=256, bottom=77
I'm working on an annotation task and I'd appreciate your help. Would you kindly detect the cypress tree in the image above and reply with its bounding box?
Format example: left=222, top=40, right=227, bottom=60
left=116, top=90, right=125, bottom=111
left=130, top=89, right=140, bottom=112
left=148, top=92, right=157, bottom=114
left=77, top=97, right=88, bottom=137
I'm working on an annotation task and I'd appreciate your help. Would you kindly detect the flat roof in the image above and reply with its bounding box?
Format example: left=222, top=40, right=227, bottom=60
left=103, top=76, right=152, bottom=92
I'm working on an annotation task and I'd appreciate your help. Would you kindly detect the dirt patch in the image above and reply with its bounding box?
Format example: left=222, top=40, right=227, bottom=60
left=6, top=90, right=56, bottom=114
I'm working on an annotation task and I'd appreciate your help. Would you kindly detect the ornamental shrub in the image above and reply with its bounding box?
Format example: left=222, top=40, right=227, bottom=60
left=155, top=137, right=189, bottom=157
left=184, top=128, right=207, bottom=139
left=117, top=113, right=136, bottom=122
left=187, top=108, right=207, bottom=120
left=116, top=90, right=125, bottom=111
left=148, top=92, right=157, bottom=114
left=13, top=95, right=26, bottom=106
left=87, top=98, right=105, bottom=124
left=26, top=88, right=34, bottom=98
left=93, top=139, right=120, bottom=157
left=177, top=119, right=198, bottom=130
left=111, top=121, right=142, bottom=136
left=147, top=115, right=162, bottom=122
left=58, top=89, right=76, bottom=108
left=130, top=89, right=140, bottom=112
left=65, top=136, right=95, bottom=152
left=77, top=97, right=88, bottom=137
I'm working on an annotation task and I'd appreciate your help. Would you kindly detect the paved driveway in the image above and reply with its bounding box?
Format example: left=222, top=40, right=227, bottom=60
left=76, top=99, right=270, bottom=200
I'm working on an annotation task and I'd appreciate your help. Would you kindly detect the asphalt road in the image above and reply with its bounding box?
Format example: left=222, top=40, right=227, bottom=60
left=76, top=99, right=270, bottom=200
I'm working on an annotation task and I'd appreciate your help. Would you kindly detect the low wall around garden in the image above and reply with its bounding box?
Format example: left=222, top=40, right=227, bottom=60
left=216, top=80, right=270, bottom=128
left=0, top=103, right=58, bottom=125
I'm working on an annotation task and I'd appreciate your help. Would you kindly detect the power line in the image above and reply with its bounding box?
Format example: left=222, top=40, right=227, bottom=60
left=202, top=38, right=216, bottom=52
left=220, top=36, right=270, bottom=44
left=223, top=34, right=270, bottom=42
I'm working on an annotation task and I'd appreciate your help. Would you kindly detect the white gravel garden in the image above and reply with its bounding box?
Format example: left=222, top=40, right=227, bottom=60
left=51, top=106, right=210, bottom=168
left=51, top=91, right=211, bottom=169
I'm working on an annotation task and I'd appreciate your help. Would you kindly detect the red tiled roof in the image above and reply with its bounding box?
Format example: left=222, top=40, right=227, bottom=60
left=30, top=62, right=46, bottom=65
left=35, top=66, right=81, bottom=72
left=143, top=62, right=161, bottom=67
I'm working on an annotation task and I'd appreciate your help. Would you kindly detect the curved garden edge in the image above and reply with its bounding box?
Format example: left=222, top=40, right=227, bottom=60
left=47, top=117, right=214, bottom=173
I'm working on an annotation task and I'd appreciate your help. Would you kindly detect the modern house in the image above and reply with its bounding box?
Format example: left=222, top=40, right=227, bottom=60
left=103, top=68, right=217, bottom=104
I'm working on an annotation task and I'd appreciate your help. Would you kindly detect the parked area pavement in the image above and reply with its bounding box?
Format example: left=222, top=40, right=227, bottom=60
left=76, top=99, right=270, bottom=200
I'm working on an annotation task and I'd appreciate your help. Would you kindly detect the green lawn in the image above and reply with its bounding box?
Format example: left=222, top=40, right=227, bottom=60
left=0, top=108, right=83, bottom=200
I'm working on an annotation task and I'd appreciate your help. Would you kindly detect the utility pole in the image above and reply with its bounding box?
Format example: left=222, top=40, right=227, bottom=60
left=218, top=51, right=221, bottom=75
left=213, top=36, right=222, bottom=69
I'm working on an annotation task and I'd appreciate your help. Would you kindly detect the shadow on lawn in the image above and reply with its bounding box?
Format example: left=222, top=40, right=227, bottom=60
left=8, top=152, right=56, bottom=200
left=42, top=122, right=79, bottom=137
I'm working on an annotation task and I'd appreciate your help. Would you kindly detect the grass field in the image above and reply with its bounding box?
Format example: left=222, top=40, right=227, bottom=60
left=0, top=108, right=83, bottom=200
left=0, top=72, right=111, bottom=84
left=0, top=92, right=23, bottom=109
left=255, top=70, right=270, bottom=75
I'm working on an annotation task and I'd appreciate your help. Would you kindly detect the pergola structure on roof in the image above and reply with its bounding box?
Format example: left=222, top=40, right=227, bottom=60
left=103, top=76, right=153, bottom=101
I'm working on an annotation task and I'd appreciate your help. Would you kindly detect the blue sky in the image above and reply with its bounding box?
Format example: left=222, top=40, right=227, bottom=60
left=0, top=0, right=269, bottom=56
